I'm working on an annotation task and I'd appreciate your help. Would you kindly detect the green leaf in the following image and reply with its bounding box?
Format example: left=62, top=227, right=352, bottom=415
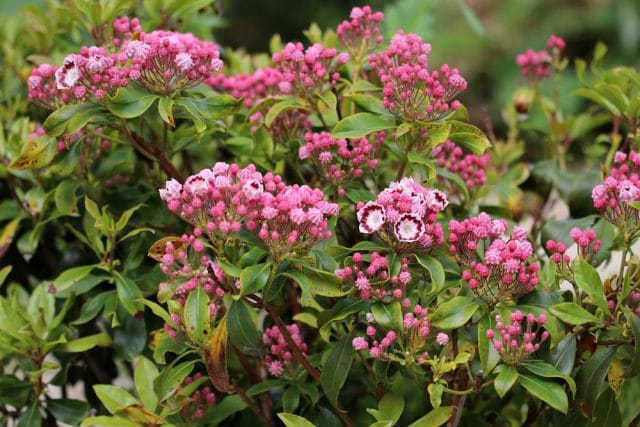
left=278, top=413, right=316, bottom=427
left=520, top=360, right=576, bottom=396
left=246, top=380, right=287, bottom=396
left=414, top=254, right=445, bottom=295
left=477, top=316, right=500, bottom=375
left=332, top=112, right=396, bottom=139
left=549, top=302, right=602, bottom=325
left=320, top=332, right=355, bottom=407
left=184, top=284, right=210, bottom=346
left=626, top=314, right=640, bottom=377
left=494, top=365, right=518, bottom=397
left=371, top=301, right=403, bottom=331
left=134, top=357, right=159, bottom=411
left=265, top=97, right=308, bottom=127
left=158, top=96, right=175, bottom=126
left=367, top=393, right=405, bottom=423
left=586, top=388, right=622, bottom=427
left=93, top=385, right=139, bottom=414
left=81, top=416, right=139, bottom=427
left=300, top=265, right=350, bottom=297
left=576, top=346, right=616, bottom=416
left=113, top=272, right=143, bottom=316
left=239, top=262, right=272, bottom=296
left=154, top=359, right=196, bottom=401
left=448, top=120, right=492, bottom=155
left=573, top=258, right=609, bottom=314
left=50, top=265, right=95, bottom=294
left=430, top=296, right=479, bottom=329
left=46, top=398, right=90, bottom=425
left=282, top=387, right=300, bottom=413
left=106, top=85, right=160, bottom=118
left=346, top=94, right=393, bottom=116
left=54, top=181, right=80, bottom=216
left=550, top=335, right=577, bottom=376
left=176, top=94, right=243, bottom=132
left=43, top=103, right=108, bottom=137
left=518, top=374, right=568, bottom=414
left=9, top=135, right=56, bottom=170
left=18, top=403, right=41, bottom=427
left=0, top=265, right=12, bottom=287
left=223, top=136, right=254, bottom=157
left=0, top=376, right=33, bottom=407
left=60, top=332, right=112, bottom=352
left=419, top=122, right=452, bottom=148
left=428, top=383, right=443, bottom=408
left=203, top=395, right=247, bottom=424
left=408, top=406, right=455, bottom=427
left=227, top=300, right=264, bottom=356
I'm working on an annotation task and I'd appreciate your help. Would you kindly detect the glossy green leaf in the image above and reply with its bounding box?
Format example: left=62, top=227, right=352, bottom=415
left=573, top=258, right=609, bottom=314
left=227, top=300, right=264, bottom=356
left=265, top=97, right=308, bottom=127
left=46, top=398, right=90, bottom=425
left=93, top=385, right=138, bottom=414
left=447, top=120, right=492, bottom=155
left=549, top=302, right=602, bottom=325
left=478, top=316, right=500, bottom=375
left=184, top=284, right=210, bottom=346
left=332, top=112, right=396, bottom=139
left=239, top=262, right=272, bottom=296
left=371, top=301, right=403, bottom=331
left=113, top=272, right=143, bottom=316
left=586, top=388, right=622, bottom=427
left=408, top=406, right=455, bottom=427
left=414, top=254, right=445, bottom=294
left=576, top=346, right=616, bottom=416
left=158, top=96, right=175, bottom=126
left=60, top=332, right=112, bottom=352
left=18, top=403, right=41, bottom=427
left=430, top=296, right=479, bottom=329
left=368, top=393, right=405, bottom=424
left=50, top=265, right=96, bottom=294
left=520, top=360, right=576, bottom=395
left=494, top=365, right=518, bottom=397
left=321, top=332, right=355, bottom=407
left=278, top=413, right=316, bottom=427
left=550, top=335, right=577, bottom=376
left=518, top=374, right=568, bottom=414
left=54, top=181, right=80, bottom=216
left=43, top=103, right=108, bottom=137
left=106, top=85, right=159, bottom=118
left=154, top=359, right=196, bottom=401
left=626, top=314, right=640, bottom=377
left=134, top=357, right=159, bottom=411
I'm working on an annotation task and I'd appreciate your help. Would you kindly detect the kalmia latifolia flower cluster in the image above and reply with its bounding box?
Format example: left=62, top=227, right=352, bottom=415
left=486, top=311, right=549, bottom=365
left=369, top=31, right=466, bottom=121
left=448, top=213, right=539, bottom=304
left=546, top=227, right=601, bottom=274
left=592, top=151, right=640, bottom=229
left=432, top=140, right=489, bottom=194
left=27, top=16, right=222, bottom=108
left=263, top=324, right=308, bottom=377
left=158, top=236, right=229, bottom=339
left=272, top=42, right=349, bottom=99
left=299, top=131, right=385, bottom=192
left=357, top=178, right=447, bottom=251
left=337, top=6, right=384, bottom=58
left=177, top=373, right=216, bottom=421
left=335, top=252, right=411, bottom=300
left=159, top=163, right=339, bottom=260
left=516, top=35, right=565, bottom=82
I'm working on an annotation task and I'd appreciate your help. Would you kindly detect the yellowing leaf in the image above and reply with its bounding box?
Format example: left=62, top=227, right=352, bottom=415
left=147, top=236, right=183, bottom=262
left=0, top=217, right=22, bottom=260
left=206, top=315, right=230, bottom=392
left=9, top=136, right=56, bottom=170
left=607, top=359, right=624, bottom=399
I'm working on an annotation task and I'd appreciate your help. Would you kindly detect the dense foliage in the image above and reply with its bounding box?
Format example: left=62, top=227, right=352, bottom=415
left=1, top=1, right=640, bottom=426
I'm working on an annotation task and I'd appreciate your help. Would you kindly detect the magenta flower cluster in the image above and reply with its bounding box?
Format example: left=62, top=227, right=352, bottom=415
left=516, top=49, right=552, bottom=80
left=272, top=42, right=349, bottom=99
left=177, top=373, right=216, bottom=421
left=336, top=6, right=384, bottom=57
left=592, top=150, right=640, bottom=228
left=546, top=227, right=601, bottom=269
left=448, top=213, right=539, bottom=303
left=432, top=140, right=489, bottom=192
left=299, top=131, right=385, bottom=191
left=369, top=30, right=466, bottom=121
left=263, top=324, right=308, bottom=377
left=357, top=178, right=447, bottom=251
left=208, top=67, right=284, bottom=108
left=486, top=311, right=549, bottom=364
left=159, top=163, right=339, bottom=259
left=352, top=323, right=397, bottom=359
left=27, top=16, right=222, bottom=107
left=335, top=252, right=412, bottom=300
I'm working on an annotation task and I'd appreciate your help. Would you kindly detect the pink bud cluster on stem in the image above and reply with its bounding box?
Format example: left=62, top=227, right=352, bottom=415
left=337, top=6, right=384, bottom=58
left=486, top=311, right=549, bottom=365
left=335, top=252, right=411, bottom=300
left=592, top=150, right=640, bottom=230
left=432, top=140, right=489, bottom=194
left=159, top=162, right=339, bottom=260
left=546, top=227, right=601, bottom=271
left=299, top=131, right=385, bottom=194
left=356, top=177, right=448, bottom=252
left=448, top=213, right=539, bottom=304
left=177, top=373, right=216, bottom=421
left=369, top=30, right=466, bottom=121
left=263, top=323, right=308, bottom=377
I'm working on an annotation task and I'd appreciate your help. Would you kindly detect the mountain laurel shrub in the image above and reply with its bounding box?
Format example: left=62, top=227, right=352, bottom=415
left=1, top=1, right=640, bottom=426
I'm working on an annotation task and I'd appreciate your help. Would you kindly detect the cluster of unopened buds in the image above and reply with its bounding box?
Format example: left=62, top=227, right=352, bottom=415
left=486, top=311, right=549, bottom=365
left=272, top=42, right=349, bottom=100
left=337, top=6, right=384, bottom=59
left=177, top=373, right=216, bottom=421
left=592, top=151, right=640, bottom=229
left=263, top=324, right=307, bottom=377
left=335, top=252, right=411, bottom=300
left=352, top=316, right=397, bottom=359
left=546, top=227, right=601, bottom=273
left=27, top=16, right=222, bottom=108
left=516, top=35, right=565, bottom=82
left=160, top=163, right=339, bottom=260
left=449, top=213, right=539, bottom=304
left=369, top=30, right=466, bottom=121
left=299, top=131, right=385, bottom=192
left=357, top=178, right=447, bottom=252
left=159, top=236, right=228, bottom=339
left=432, top=140, right=489, bottom=194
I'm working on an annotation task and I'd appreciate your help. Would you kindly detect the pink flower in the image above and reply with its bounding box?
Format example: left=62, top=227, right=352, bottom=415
left=436, top=332, right=449, bottom=345
left=352, top=337, right=369, bottom=350
left=394, top=214, right=425, bottom=242
left=358, top=202, right=386, bottom=233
